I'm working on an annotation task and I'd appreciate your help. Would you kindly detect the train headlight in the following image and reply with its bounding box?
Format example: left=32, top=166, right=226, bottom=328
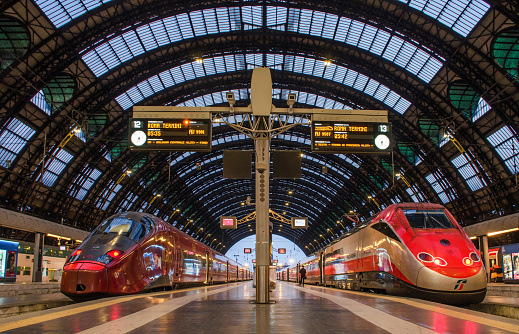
left=463, top=257, right=473, bottom=266
left=470, top=252, right=481, bottom=262
left=433, top=257, right=447, bottom=266
left=97, top=250, right=123, bottom=264
left=417, top=252, right=434, bottom=262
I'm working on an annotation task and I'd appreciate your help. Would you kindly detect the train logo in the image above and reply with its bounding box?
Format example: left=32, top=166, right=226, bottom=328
left=454, top=279, right=467, bottom=290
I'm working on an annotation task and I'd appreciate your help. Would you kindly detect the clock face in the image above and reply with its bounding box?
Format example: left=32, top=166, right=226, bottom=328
left=375, top=134, right=390, bottom=150
left=131, top=130, right=147, bottom=146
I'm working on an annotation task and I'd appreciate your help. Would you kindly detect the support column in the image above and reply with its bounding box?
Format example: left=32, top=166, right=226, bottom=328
left=255, top=122, right=270, bottom=304
left=32, top=233, right=44, bottom=282
left=479, top=235, right=490, bottom=282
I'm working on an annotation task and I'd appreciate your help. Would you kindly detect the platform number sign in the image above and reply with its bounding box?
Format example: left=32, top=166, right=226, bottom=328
left=129, top=118, right=212, bottom=151
left=311, top=121, right=392, bottom=154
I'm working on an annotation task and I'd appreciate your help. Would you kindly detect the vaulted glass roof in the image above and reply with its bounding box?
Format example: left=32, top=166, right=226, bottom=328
left=4, top=0, right=519, bottom=253
left=176, top=88, right=356, bottom=110
left=115, top=53, right=412, bottom=114
left=35, top=0, right=489, bottom=37
left=81, top=6, right=444, bottom=83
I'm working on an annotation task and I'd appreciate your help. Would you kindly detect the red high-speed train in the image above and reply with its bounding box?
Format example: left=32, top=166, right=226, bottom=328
left=281, top=203, right=486, bottom=305
left=61, top=212, right=251, bottom=301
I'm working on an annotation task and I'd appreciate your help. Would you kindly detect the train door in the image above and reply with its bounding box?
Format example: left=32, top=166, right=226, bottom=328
left=296, top=263, right=300, bottom=283
left=357, top=236, right=363, bottom=270
left=226, top=260, right=229, bottom=282
left=319, top=251, right=325, bottom=285
left=174, top=234, right=180, bottom=281
left=205, top=251, right=210, bottom=284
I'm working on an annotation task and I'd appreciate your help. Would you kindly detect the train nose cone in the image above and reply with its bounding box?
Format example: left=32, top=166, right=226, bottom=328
left=61, top=262, right=108, bottom=297
left=416, top=265, right=487, bottom=291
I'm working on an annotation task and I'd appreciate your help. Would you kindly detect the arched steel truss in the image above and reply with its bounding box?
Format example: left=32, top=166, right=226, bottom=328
left=1, top=0, right=519, bottom=254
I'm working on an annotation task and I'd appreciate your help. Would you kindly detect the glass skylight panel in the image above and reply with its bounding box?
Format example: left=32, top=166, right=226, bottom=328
left=396, top=0, right=489, bottom=37
left=394, top=99, right=413, bottom=114
left=451, top=154, right=485, bottom=191
left=0, top=118, right=36, bottom=166
left=30, top=90, right=52, bottom=115
left=99, top=182, right=122, bottom=210
left=103, top=151, right=112, bottom=162
left=406, top=188, right=420, bottom=202
left=425, top=170, right=454, bottom=203
left=118, top=192, right=135, bottom=212
left=472, top=97, right=491, bottom=121
left=71, top=166, right=102, bottom=201
left=138, top=25, right=158, bottom=51
left=487, top=126, right=519, bottom=174
left=358, top=24, right=377, bottom=50
left=35, top=0, right=115, bottom=28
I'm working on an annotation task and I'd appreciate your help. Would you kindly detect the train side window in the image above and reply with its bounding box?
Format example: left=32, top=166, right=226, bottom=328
left=371, top=221, right=401, bottom=242
left=130, top=224, right=146, bottom=241
left=130, top=217, right=154, bottom=241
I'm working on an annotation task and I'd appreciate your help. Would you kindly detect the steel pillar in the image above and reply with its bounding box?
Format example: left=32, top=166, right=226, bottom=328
left=255, top=121, right=270, bottom=303
left=32, top=233, right=44, bottom=282
left=479, top=235, right=490, bottom=282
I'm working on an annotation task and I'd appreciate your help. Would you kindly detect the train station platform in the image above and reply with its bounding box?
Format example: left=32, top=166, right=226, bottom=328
left=0, top=281, right=518, bottom=333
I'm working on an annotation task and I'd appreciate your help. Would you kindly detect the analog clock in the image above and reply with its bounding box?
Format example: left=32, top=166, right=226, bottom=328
left=375, top=134, right=390, bottom=150
left=131, top=130, right=147, bottom=146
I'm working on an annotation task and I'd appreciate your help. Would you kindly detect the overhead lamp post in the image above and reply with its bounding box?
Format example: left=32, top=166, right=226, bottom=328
left=146, top=193, right=161, bottom=211
left=132, top=67, right=389, bottom=304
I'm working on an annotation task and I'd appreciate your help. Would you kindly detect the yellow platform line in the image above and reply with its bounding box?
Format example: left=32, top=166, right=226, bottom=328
left=0, top=284, right=238, bottom=332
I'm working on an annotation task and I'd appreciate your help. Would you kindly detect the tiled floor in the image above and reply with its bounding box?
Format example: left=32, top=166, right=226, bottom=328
left=0, top=281, right=518, bottom=333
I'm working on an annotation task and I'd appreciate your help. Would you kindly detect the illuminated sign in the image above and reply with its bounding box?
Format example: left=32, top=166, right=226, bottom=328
left=311, top=121, right=392, bottom=154
left=291, top=217, right=308, bottom=229
left=278, top=248, right=286, bottom=254
left=273, top=260, right=278, bottom=264
left=129, top=118, right=212, bottom=151
left=220, top=216, right=237, bottom=229
left=244, top=248, right=252, bottom=254
left=252, top=259, right=256, bottom=263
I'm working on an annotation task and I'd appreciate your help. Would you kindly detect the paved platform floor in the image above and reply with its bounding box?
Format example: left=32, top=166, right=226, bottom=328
left=0, top=281, right=518, bottom=333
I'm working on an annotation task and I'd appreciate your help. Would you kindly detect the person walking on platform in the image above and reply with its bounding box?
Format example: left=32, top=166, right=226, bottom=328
left=299, top=266, right=307, bottom=287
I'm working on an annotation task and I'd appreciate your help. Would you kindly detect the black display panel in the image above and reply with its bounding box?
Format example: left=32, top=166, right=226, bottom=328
left=272, top=150, right=302, bottom=179
left=223, top=150, right=252, bottom=179
left=129, top=118, right=211, bottom=151
left=311, top=121, right=392, bottom=154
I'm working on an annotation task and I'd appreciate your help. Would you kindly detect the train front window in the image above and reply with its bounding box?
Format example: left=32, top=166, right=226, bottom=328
left=95, top=217, right=138, bottom=237
left=403, top=210, right=455, bottom=229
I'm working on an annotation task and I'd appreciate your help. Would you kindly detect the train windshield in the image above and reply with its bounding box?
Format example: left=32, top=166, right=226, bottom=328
left=403, top=210, right=455, bottom=229
left=92, top=216, right=151, bottom=240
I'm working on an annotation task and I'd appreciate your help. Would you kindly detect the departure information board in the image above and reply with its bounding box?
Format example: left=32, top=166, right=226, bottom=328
left=311, top=121, right=392, bottom=154
left=129, top=118, right=212, bottom=151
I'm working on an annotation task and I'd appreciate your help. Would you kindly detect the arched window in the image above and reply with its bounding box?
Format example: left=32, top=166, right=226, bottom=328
left=493, top=28, right=519, bottom=79
left=0, top=16, right=30, bottom=71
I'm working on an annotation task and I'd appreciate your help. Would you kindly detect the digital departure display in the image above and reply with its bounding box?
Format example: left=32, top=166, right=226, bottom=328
left=291, top=217, right=308, bottom=229
left=129, top=118, right=212, bottom=151
left=311, top=121, right=392, bottom=154
left=220, top=216, right=237, bottom=229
